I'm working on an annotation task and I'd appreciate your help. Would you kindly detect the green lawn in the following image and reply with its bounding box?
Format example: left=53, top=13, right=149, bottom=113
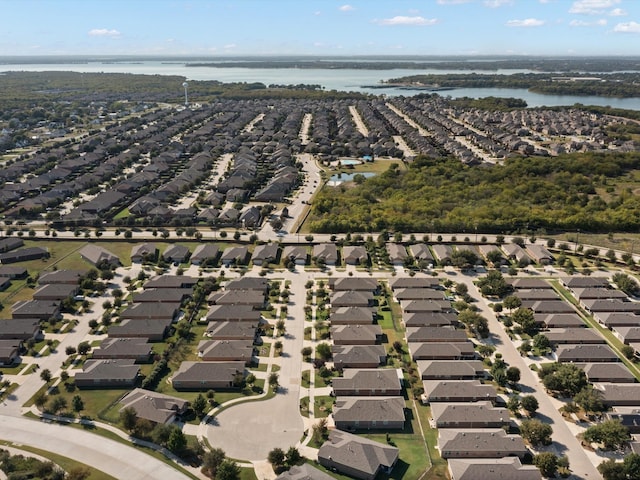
left=314, top=395, right=333, bottom=418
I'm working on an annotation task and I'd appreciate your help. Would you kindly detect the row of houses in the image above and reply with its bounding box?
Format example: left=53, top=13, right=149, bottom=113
left=388, top=276, right=543, bottom=480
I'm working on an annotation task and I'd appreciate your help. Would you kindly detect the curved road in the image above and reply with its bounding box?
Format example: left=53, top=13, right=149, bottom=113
left=0, top=415, right=190, bottom=480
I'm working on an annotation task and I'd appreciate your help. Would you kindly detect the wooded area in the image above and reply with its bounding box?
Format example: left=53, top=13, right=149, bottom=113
left=307, top=153, right=640, bottom=234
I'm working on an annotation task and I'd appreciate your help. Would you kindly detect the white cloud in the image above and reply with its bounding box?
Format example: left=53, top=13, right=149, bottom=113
left=484, top=0, right=513, bottom=7
left=570, top=19, right=607, bottom=26
left=613, top=21, right=640, bottom=33
left=224, top=43, right=237, bottom=49
left=609, top=8, right=626, bottom=16
left=437, top=0, right=472, bottom=4
left=88, top=28, right=121, bottom=37
left=569, top=0, right=620, bottom=15
left=506, top=18, right=545, bottom=27
left=313, top=11, right=321, bottom=16
left=376, top=16, right=438, bottom=26
left=339, top=5, right=354, bottom=12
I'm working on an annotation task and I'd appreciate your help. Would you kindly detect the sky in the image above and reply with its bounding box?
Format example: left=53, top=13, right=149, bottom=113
left=1, top=0, right=640, bottom=57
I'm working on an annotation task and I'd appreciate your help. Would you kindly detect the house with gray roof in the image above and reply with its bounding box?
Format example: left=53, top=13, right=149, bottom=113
left=439, top=429, right=528, bottom=459
left=225, top=277, right=269, bottom=292
left=386, top=244, right=408, bottom=266
left=0, top=340, right=21, bottom=366
left=332, top=396, right=406, bottom=430
left=133, top=288, right=192, bottom=304
left=92, top=338, right=153, bottom=363
left=389, top=277, right=439, bottom=290
left=501, top=243, right=530, bottom=264
left=560, top=276, right=609, bottom=290
left=313, top=243, right=339, bottom=265
left=544, top=328, right=605, bottom=345
left=190, top=244, right=220, bottom=266
left=406, top=326, right=468, bottom=343
left=120, top=302, right=180, bottom=321
left=582, top=299, right=640, bottom=314
left=171, top=361, right=245, bottom=390
left=197, top=339, right=254, bottom=364
left=12, top=300, right=60, bottom=321
left=0, top=266, right=28, bottom=279
left=131, top=243, right=158, bottom=263
left=448, top=457, right=541, bottom=480
left=119, top=388, right=189, bottom=425
left=573, top=288, right=627, bottom=300
left=0, top=318, right=42, bottom=340
left=332, top=368, right=403, bottom=397
left=208, top=289, right=266, bottom=309
left=330, top=291, right=374, bottom=308
left=614, top=326, right=640, bottom=344
left=535, top=313, right=585, bottom=329
left=526, top=244, right=553, bottom=264
left=251, top=244, right=279, bottom=266
left=205, top=321, right=257, bottom=341
left=79, top=244, right=120, bottom=267
left=342, top=246, right=368, bottom=265
left=417, top=360, right=485, bottom=380
left=423, top=380, right=497, bottom=404
left=220, top=246, right=249, bottom=267
left=38, top=269, right=86, bottom=285
left=205, top=304, right=262, bottom=323
left=332, top=345, right=386, bottom=370
left=594, top=312, right=640, bottom=328
left=393, top=288, right=445, bottom=302
left=275, top=464, right=334, bottom=480
left=594, top=383, right=640, bottom=406
left=408, top=243, right=433, bottom=262
left=143, top=275, right=198, bottom=289
left=282, top=246, right=308, bottom=266
left=0, top=247, right=49, bottom=264
left=107, top=318, right=172, bottom=342
left=431, top=401, right=510, bottom=428
left=576, top=363, right=636, bottom=383
left=409, top=342, right=476, bottom=361
left=318, top=430, right=399, bottom=480
left=431, top=244, right=453, bottom=264
left=402, top=312, right=458, bottom=328
left=331, top=277, right=379, bottom=293
left=555, top=344, right=619, bottom=363
left=509, top=278, right=552, bottom=290
left=163, top=244, right=190, bottom=264
left=331, top=324, right=382, bottom=345
left=401, top=299, right=453, bottom=313
left=32, top=283, right=78, bottom=302
left=329, top=306, right=376, bottom=325
left=74, top=359, right=140, bottom=388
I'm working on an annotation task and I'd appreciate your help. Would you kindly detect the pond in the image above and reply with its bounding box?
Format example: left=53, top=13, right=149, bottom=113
left=327, top=172, right=376, bottom=186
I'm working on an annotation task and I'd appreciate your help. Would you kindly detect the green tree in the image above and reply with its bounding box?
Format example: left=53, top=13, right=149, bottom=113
left=285, top=446, right=302, bottom=466
left=268, top=372, right=280, bottom=390
left=534, top=452, right=558, bottom=478
left=167, top=428, right=187, bottom=454
left=521, top=395, right=539, bottom=416
left=268, top=447, right=286, bottom=468
left=503, top=294, right=522, bottom=312
left=520, top=419, right=553, bottom=446
left=120, top=406, right=138, bottom=432
left=540, top=363, right=588, bottom=397
left=192, top=393, right=208, bottom=418
left=77, top=341, right=91, bottom=355
left=598, top=459, right=626, bottom=480
left=574, top=386, right=606, bottom=417
left=507, top=395, right=521, bottom=414
left=315, top=342, right=332, bottom=361
left=40, top=368, right=52, bottom=383
left=532, top=333, right=551, bottom=352
left=71, top=395, right=84, bottom=413
left=202, top=448, right=226, bottom=478
left=583, top=420, right=630, bottom=451
left=216, top=459, right=241, bottom=480
left=506, top=366, right=521, bottom=385
left=612, top=272, right=639, bottom=296
left=50, top=396, right=67, bottom=415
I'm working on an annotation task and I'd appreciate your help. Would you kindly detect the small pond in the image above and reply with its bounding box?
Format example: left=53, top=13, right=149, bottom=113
left=327, top=172, right=376, bottom=185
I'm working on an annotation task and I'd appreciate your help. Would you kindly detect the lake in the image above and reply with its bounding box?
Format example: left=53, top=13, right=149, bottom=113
left=328, top=172, right=376, bottom=186
left=2, top=60, right=640, bottom=110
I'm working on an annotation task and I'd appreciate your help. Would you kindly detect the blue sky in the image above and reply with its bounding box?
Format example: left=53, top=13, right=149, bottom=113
left=1, top=0, right=640, bottom=56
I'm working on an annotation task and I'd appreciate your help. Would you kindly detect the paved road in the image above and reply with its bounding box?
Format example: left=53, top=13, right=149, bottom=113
left=0, top=415, right=191, bottom=480
left=205, top=269, right=308, bottom=460
left=455, top=272, right=602, bottom=480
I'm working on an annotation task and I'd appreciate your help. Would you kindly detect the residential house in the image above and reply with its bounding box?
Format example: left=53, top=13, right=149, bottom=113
left=555, top=344, right=619, bottom=362
left=614, top=326, right=640, bottom=344
left=331, top=324, right=383, bottom=345
left=275, top=464, right=334, bottom=480
left=0, top=266, right=28, bottom=279
left=205, top=322, right=258, bottom=341
left=408, top=243, right=434, bottom=262
left=0, top=237, right=24, bottom=253
left=594, top=312, right=640, bottom=328
left=544, top=328, right=605, bottom=345
left=448, top=458, right=541, bottom=480
left=132, top=288, right=192, bottom=304
left=536, top=314, right=585, bottom=329
left=92, top=338, right=153, bottom=363
left=406, top=326, right=468, bottom=343
left=220, top=246, right=249, bottom=267
left=401, top=300, right=453, bottom=313
left=386, top=244, right=408, bottom=266
left=197, top=339, right=254, bottom=364
left=171, top=361, right=245, bottom=390
left=329, top=307, right=376, bottom=325
left=79, top=245, right=120, bottom=267
left=526, top=300, right=575, bottom=314
left=431, top=401, right=510, bottom=429
left=439, top=429, right=528, bottom=459
left=251, top=244, right=279, bottom=266
left=143, top=275, right=198, bottom=290
left=605, top=410, right=640, bottom=434
left=389, top=277, right=439, bottom=290
left=120, top=302, right=180, bottom=321
left=107, top=318, right=173, bottom=342
left=509, top=278, right=552, bottom=290
left=501, top=244, right=530, bottom=265
left=208, top=289, right=266, bottom=309
left=330, top=291, right=374, bottom=308
left=342, top=246, right=369, bottom=265
left=282, top=246, right=308, bottom=266
left=526, top=244, right=553, bottom=264
left=582, top=299, right=640, bottom=314
left=163, top=244, right=190, bottom=264
left=74, top=359, right=140, bottom=388
left=331, top=278, right=379, bottom=293
left=0, top=340, right=21, bottom=365
left=393, top=289, right=444, bottom=302
left=131, top=243, right=158, bottom=263
left=331, top=368, right=403, bottom=397
left=0, top=318, right=42, bottom=340
left=12, top=300, right=60, bottom=321
left=119, top=388, right=190, bottom=424
left=417, top=360, right=485, bottom=380
left=594, top=383, right=640, bottom=406
left=38, top=269, right=86, bottom=285
left=576, top=363, right=636, bottom=383
left=431, top=245, right=453, bottom=265
left=318, top=430, right=399, bottom=480
left=422, top=380, right=497, bottom=404
left=409, top=342, right=476, bottom=361
left=332, top=345, right=386, bottom=370
left=560, top=276, right=609, bottom=290
left=403, top=312, right=458, bottom=328
left=313, top=243, right=339, bottom=266
left=205, top=304, right=262, bottom=323
left=332, top=396, right=406, bottom=430
left=0, top=247, right=49, bottom=264
left=32, top=283, right=78, bottom=302
left=225, top=277, right=269, bottom=292
left=190, top=244, right=220, bottom=266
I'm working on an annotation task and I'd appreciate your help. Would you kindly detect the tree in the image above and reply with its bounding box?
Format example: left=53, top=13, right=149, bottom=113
left=268, top=447, right=286, bottom=468
left=476, top=270, right=512, bottom=297
left=507, top=395, right=521, bottom=414
left=49, top=396, right=67, bottom=415
left=301, top=346, right=313, bottom=359
left=534, top=452, right=558, bottom=478
left=216, top=459, right=241, bottom=480
left=574, top=386, right=606, bottom=417
left=71, top=395, right=84, bottom=413
left=521, top=395, right=539, bottom=416
left=202, top=448, right=226, bottom=478
left=167, top=428, right=187, bottom=454
left=312, top=418, right=329, bottom=444
left=268, top=372, right=280, bottom=390
left=583, top=420, right=631, bottom=451
left=40, top=368, right=52, bottom=383
left=192, top=393, right=208, bottom=418
left=503, top=294, right=522, bottom=312
left=33, top=391, right=48, bottom=410
left=476, top=344, right=495, bottom=358
left=66, top=467, right=91, bottom=480
left=540, top=363, right=588, bottom=397
left=120, top=406, right=138, bottom=432
left=520, top=419, right=553, bottom=446
left=612, top=272, right=640, bottom=297
left=276, top=319, right=286, bottom=336
left=532, top=333, right=551, bottom=352
left=285, top=446, right=302, bottom=466
left=65, top=345, right=77, bottom=355
left=506, top=366, right=521, bottom=385
left=315, top=342, right=332, bottom=361
left=621, top=345, right=635, bottom=360
left=77, top=341, right=91, bottom=355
